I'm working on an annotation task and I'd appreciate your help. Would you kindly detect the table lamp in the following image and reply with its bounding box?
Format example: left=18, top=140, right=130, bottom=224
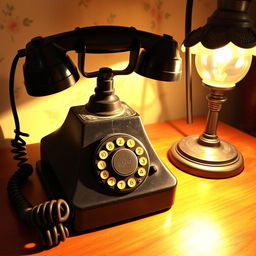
left=169, top=0, right=256, bottom=178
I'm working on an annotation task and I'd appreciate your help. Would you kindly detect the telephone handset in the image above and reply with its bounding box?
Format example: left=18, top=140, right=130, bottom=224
left=7, top=26, right=181, bottom=248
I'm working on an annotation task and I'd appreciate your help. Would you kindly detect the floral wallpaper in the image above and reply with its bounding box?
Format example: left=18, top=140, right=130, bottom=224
left=0, top=3, right=33, bottom=41
left=0, top=0, right=215, bottom=148
left=143, top=0, right=171, bottom=30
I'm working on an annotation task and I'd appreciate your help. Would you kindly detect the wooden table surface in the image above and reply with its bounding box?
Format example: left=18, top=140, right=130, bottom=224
left=1, top=117, right=256, bottom=256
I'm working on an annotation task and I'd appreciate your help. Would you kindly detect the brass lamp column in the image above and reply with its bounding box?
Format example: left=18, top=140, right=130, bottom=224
left=199, top=87, right=227, bottom=148
left=169, top=85, right=244, bottom=178
left=168, top=0, right=256, bottom=178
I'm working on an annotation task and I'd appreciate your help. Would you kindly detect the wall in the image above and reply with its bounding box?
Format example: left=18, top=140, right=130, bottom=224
left=219, top=1, right=256, bottom=137
left=0, top=0, right=215, bottom=148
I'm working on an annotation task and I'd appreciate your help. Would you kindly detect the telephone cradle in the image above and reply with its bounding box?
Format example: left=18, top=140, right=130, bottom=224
left=38, top=102, right=177, bottom=232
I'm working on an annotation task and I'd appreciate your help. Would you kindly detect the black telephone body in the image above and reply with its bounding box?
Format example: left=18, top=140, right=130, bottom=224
left=8, top=26, right=181, bottom=245
left=39, top=101, right=177, bottom=231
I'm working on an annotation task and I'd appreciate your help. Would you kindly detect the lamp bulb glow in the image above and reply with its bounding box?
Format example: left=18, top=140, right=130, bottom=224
left=188, top=43, right=255, bottom=88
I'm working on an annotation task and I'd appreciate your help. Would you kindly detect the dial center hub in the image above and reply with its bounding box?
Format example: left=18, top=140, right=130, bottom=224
left=112, top=148, right=138, bottom=176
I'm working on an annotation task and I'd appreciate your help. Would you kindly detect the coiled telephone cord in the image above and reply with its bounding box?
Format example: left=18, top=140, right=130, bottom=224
left=7, top=165, right=70, bottom=247
left=7, top=49, right=70, bottom=247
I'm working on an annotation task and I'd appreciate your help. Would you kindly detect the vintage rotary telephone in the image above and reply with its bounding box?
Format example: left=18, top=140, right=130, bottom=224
left=7, top=26, right=181, bottom=247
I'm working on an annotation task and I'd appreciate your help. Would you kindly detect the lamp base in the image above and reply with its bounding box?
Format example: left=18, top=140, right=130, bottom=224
left=168, top=135, right=244, bottom=178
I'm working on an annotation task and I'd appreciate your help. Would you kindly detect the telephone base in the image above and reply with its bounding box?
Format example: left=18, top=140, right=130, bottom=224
left=38, top=103, right=177, bottom=232
left=37, top=160, right=176, bottom=232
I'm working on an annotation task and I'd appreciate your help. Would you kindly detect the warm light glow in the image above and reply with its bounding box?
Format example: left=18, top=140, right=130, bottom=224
left=24, top=242, right=37, bottom=249
left=163, top=213, right=173, bottom=229
left=179, top=218, right=222, bottom=256
left=183, top=42, right=256, bottom=88
left=0, top=60, right=163, bottom=147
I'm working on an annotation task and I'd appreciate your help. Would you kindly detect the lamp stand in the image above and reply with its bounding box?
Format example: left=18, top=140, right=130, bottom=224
left=168, top=85, right=244, bottom=178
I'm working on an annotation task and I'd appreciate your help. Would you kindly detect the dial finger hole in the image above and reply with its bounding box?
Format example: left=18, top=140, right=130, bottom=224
left=99, top=150, right=108, bottom=160
left=116, top=137, right=125, bottom=147
left=97, top=160, right=107, bottom=170
left=100, top=170, right=109, bottom=180
left=106, top=141, right=115, bottom=151
left=107, top=177, right=116, bottom=186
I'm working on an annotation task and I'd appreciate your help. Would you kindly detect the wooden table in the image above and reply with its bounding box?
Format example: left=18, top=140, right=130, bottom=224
left=1, top=117, right=256, bottom=256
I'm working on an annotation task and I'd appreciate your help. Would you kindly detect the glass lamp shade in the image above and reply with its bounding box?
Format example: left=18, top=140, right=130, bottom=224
left=186, top=42, right=256, bottom=88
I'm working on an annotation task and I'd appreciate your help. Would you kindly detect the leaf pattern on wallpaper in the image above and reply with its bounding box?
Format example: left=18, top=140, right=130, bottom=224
left=143, top=0, right=171, bottom=30
left=106, top=13, right=116, bottom=24
left=0, top=3, right=33, bottom=41
left=14, top=85, right=22, bottom=99
left=78, top=0, right=92, bottom=8
left=44, top=110, right=62, bottom=124
left=78, top=0, right=116, bottom=24
left=198, top=0, right=213, bottom=9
